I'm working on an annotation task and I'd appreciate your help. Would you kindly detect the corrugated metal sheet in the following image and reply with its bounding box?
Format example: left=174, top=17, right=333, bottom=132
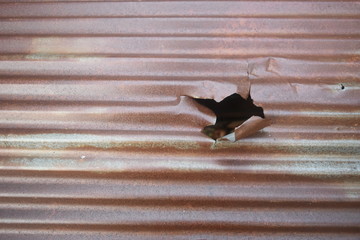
left=0, top=1, right=359, bottom=239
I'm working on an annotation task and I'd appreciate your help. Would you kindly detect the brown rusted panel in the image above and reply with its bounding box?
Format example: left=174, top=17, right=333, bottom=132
left=0, top=1, right=359, bottom=239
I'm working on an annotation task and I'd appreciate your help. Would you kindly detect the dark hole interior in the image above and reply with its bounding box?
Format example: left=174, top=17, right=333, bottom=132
left=194, top=93, right=264, bottom=140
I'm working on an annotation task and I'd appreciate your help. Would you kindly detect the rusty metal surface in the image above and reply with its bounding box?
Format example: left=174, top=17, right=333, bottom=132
left=0, top=1, right=359, bottom=239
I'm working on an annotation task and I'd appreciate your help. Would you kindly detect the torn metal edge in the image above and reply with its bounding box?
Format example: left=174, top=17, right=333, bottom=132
left=218, top=116, right=271, bottom=142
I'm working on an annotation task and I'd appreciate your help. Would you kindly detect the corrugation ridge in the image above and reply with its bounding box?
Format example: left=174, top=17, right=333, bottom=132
left=0, top=133, right=358, bottom=151
left=2, top=208, right=359, bottom=226
left=1, top=155, right=359, bottom=175
left=1, top=223, right=359, bottom=234
left=0, top=18, right=359, bottom=38
left=0, top=167, right=359, bottom=181
left=0, top=58, right=357, bottom=81
left=0, top=34, right=358, bottom=40
left=2, top=196, right=360, bottom=208
left=0, top=232, right=357, bottom=240
left=0, top=1, right=359, bottom=18
left=0, top=37, right=358, bottom=59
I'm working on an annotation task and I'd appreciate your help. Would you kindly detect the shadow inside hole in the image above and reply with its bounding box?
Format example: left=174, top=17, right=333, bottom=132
left=194, top=93, right=264, bottom=140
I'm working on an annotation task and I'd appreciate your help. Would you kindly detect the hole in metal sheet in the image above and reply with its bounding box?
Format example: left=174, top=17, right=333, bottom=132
left=340, top=84, right=345, bottom=90
left=193, top=93, right=265, bottom=140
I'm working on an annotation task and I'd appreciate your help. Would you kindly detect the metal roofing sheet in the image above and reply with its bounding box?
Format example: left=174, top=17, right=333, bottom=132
left=0, top=0, right=359, bottom=239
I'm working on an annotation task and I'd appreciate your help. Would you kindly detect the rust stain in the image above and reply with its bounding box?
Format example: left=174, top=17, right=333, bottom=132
left=0, top=1, right=359, bottom=239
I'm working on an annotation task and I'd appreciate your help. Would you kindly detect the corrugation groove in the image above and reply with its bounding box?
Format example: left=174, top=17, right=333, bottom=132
left=0, top=0, right=359, bottom=239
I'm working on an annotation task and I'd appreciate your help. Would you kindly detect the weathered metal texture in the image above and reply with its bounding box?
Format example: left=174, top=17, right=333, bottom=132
left=0, top=1, right=359, bottom=239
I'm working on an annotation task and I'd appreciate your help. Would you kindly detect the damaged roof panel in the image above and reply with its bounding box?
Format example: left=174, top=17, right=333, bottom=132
left=0, top=0, right=359, bottom=239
